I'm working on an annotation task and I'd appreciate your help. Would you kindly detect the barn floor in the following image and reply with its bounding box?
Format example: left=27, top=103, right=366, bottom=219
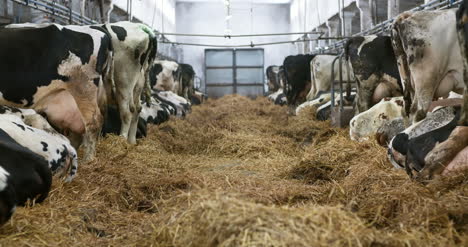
left=0, top=95, right=467, bottom=246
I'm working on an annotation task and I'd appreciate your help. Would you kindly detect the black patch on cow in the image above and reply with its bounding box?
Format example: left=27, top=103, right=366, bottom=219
left=110, top=25, right=127, bottom=41
left=149, top=64, right=163, bottom=88
left=282, top=54, right=316, bottom=105
left=93, top=77, right=100, bottom=87
left=90, top=25, right=113, bottom=75
left=0, top=128, right=52, bottom=208
left=134, top=48, right=140, bottom=61
left=345, top=36, right=402, bottom=111
left=12, top=122, right=25, bottom=131
left=40, top=141, right=48, bottom=152
left=0, top=25, right=95, bottom=106
left=26, top=127, right=34, bottom=132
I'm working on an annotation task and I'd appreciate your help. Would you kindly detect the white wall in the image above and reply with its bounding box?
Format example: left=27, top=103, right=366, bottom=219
left=176, top=2, right=292, bottom=83
left=114, top=0, right=176, bottom=33
left=290, top=0, right=355, bottom=39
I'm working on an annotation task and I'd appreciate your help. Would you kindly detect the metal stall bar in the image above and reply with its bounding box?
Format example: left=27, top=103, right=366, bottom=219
left=8, top=0, right=98, bottom=24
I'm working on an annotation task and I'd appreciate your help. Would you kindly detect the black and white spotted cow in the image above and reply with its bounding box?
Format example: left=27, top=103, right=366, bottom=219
left=307, top=55, right=354, bottom=101
left=191, top=90, right=207, bottom=105
left=296, top=91, right=331, bottom=115
left=387, top=106, right=459, bottom=171
left=349, top=97, right=405, bottom=142
left=151, top=60, right=179, bottom=92
left=152, top=90, right=191, bottom=118
left=345, top=35, right=402, bottom=114
left=0, top=111, right=78, bottom=181
left=266, top=65, right=281, bottom=93
left=174, top=63, right=196, bottom=100
left=101, top=21, right=158, bottom=145
left=267, top=89, right=287, bottom=106
left=283, top=54, right=316, bottom=107
left=140, top=96, right=173, bottom=125
left=392, top=9, right=465, bottom=123
left=0, top=128, right=52, bottom=225
left=2, top=23, right=113, bottom=162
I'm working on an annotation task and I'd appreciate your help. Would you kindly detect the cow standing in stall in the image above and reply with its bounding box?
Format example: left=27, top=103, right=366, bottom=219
left=2, top=23, right=113, bottom=161
left=392, top=9, right=465, bottom=123
left=283, top=54, right=316, bottom=108
left=102, top=21, right=157, bottom=145
left=345, top=35, right=402, bottom=114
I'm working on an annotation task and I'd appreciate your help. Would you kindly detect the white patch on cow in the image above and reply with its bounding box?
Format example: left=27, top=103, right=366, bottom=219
left=296, top=93, right=332, bottom=115
left=65, top=25, right=106, bottom=58
left=57, top=52, right=85, bottom=78
left=357, top=35, right=378, bottom=56
left=350, top=96, right=404, bottom=141
left=154, top=91, right=191, bottom=118
left=6, top=23, right=64, bottom=30
left=0, top=114, right=78, bottom=181
left=448, top=91, right=463, bottom=99
left=154, top=61, right=179, bottom=92
left=0, top=166, right=9, bottom=191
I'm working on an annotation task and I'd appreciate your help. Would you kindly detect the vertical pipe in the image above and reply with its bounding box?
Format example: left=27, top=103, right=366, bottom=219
left=338, top=54, right=344, bottom=110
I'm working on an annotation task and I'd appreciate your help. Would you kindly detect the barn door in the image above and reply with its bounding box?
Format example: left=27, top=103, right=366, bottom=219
left=205, top=48, right=264, bottom=98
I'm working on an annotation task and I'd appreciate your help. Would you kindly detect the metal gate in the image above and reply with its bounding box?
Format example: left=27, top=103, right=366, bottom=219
left=205, top=48, right=264, bottom=98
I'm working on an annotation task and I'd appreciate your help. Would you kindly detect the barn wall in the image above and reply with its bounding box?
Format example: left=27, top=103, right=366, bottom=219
left=176, top=2, right=292, bottom=86
left=289, top=0, right=425, bottom=53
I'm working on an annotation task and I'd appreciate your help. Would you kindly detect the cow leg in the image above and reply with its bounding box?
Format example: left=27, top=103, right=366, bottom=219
left=127, top=76, right=145, bottom=144
left=116, top=88, right=133, bottom=141
left=356, top=82, right=374, bottom=113
left=411, top=71, right=438, bottom=123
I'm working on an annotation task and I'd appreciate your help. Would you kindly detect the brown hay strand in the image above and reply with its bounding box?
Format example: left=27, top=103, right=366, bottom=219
left=0, top=95, right=466, bottom=246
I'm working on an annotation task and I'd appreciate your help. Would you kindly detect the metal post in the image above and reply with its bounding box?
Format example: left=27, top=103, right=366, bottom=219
left=338, top=54, right=344, bottom=110
left=331, top=55, right=340, bottom=108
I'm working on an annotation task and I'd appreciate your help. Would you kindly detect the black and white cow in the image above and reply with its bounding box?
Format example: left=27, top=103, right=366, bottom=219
left=174, top=63, right=196, bottom=101
left=140, top=96, right=173, bottom=125
left=152, top=90, right=191, bottom=118
left=2, top=23, right=113, bottom=161
left=266, top=65, right=281, bottom=93
left=190, top=90, right=207, bottom=105
left=0, top=128, right=52, bottom=225
left=0, top=108, right=78, bottom=181
left=388, top=106, right=460, bottom=172
left=307, top=55, right=354, bottom=101
left=345, top=35, right=402, bottom=114
left=283, top=54, right=316, bottom=107
left=102, top=21, right=158, bottom=145
left=392, top=9, right=465, bottom=123
left=151, top=60, right=179, bottom=92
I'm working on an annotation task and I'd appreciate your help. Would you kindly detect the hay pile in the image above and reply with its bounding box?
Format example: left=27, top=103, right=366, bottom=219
left=0, top=95, right=466, bottom=246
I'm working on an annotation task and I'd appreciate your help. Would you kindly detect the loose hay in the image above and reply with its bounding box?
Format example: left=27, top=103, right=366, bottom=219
left=0, top=95, right=466, bottom=246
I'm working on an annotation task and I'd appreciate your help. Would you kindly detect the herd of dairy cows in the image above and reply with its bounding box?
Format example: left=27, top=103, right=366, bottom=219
left=0, top=21, right=206, bottom=225
left=268, top=4, right=468, bottom=185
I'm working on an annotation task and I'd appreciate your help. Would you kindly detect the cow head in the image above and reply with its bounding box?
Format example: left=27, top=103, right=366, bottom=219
left=282, top=54, right=315, bottom=107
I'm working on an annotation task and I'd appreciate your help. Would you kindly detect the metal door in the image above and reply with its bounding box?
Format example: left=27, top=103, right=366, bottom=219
left=205, top=48, right=264, bottom=98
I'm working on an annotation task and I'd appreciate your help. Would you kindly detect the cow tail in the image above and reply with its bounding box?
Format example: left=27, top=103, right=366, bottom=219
left=391, top=18, right=412, bottom=118
left=144, top=34, right=158, bottom=107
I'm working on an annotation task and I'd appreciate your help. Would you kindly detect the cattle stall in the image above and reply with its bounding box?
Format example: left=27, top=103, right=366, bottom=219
left=0, top=0, right=466, bottom=246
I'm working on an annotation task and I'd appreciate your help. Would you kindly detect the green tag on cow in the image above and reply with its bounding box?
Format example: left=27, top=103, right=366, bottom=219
left=140, top=25, right=155, bottom=38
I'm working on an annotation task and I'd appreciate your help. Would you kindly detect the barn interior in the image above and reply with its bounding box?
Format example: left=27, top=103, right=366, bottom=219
left=0, top=0, right=467, bottom=246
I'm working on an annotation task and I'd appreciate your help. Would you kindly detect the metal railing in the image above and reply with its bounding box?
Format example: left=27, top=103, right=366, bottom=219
left=8, top=0, right=98, bottom=24
left=317, top=0, right=462, bottom=53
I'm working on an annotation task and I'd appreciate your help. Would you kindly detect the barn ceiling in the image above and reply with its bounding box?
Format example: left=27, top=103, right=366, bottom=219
left=176, top=0, right=291, bottom=4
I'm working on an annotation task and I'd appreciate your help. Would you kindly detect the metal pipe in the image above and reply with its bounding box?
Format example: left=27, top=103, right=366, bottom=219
left=158, top=31, right=322, bottom=38
left=338, top=54, right=344, bottom=110
left=318, top=0, right=462, bottom=51
left=330, top=55, right=341, bottom=108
